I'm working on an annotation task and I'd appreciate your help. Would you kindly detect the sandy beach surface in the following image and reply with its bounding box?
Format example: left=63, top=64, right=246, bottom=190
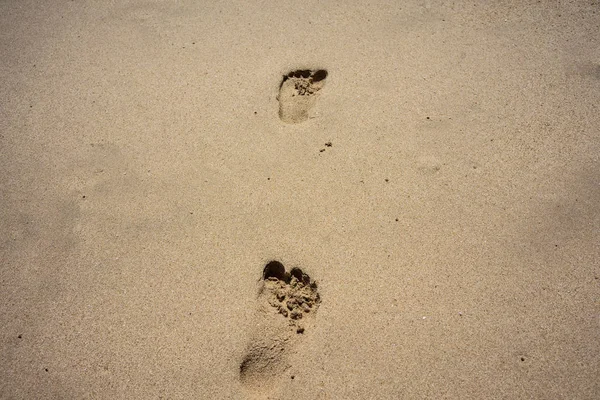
left=1, top=1, right=599, bottom=399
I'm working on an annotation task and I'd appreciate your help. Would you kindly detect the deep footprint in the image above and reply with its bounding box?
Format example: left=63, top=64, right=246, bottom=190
left=239, top=261, right=321, bottom=394
left=277, top=69, right=328, bottom=123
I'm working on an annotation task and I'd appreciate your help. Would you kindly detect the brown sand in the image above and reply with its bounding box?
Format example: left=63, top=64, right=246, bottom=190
left=1, top=1, right=599, bottom=399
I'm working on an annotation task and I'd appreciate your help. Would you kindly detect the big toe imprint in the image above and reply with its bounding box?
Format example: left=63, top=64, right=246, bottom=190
left=278, top=69, right=328, bottom=123
left=240, top=261, right=321, bottom=395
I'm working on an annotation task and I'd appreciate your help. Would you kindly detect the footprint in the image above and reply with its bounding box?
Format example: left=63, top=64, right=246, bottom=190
left=240, top=261, right=321, bottom=395
left=277, top=69, right=328, bottom=123
left=416, top=155, right=442, bottom=175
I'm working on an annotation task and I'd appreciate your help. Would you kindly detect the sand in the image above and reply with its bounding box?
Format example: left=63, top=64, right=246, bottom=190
left=1, top=0, right=599, bottom=399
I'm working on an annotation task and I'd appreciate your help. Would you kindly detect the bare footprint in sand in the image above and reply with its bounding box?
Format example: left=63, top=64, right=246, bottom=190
left=277, top=69, right=328, bottom=123
left=240, top=261, right=321, bottom=396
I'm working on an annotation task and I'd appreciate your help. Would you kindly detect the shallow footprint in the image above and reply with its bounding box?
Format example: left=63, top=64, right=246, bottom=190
left=277, top=69, right=328, bottom=123
left=240, top=261, right=321, bottom=396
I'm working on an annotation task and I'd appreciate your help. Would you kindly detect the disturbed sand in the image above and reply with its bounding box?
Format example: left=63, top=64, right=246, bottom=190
left=1, top=1, right=599, bottom=399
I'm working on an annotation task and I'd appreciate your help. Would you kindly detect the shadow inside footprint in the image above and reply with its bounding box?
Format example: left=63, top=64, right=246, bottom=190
left=263, top=260, right=287, bottom=281
left=240, top=261, right=321, bottom=393
left=278, top=69, right=328, bottom=123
